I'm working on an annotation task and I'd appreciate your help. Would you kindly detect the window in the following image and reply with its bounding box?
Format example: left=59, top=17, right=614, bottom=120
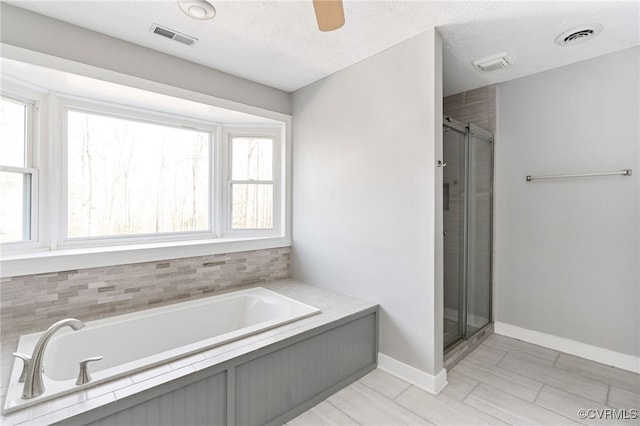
left=54, top=98, right=285, bottom=248
left=0, top=62, right=289, bottom=274
left=0, top=95, right=38, bottom=244
left=63, top=106, right=213, bottom=242
left=229, top=136, right=275, bottom=230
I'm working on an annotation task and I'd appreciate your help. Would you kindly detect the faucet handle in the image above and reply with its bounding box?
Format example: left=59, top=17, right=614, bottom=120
left=76, top=356, right=103, bottom=386
left=12, top=352, right=31, bottom=383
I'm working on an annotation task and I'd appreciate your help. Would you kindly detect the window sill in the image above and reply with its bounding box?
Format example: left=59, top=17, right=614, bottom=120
left=0, top=236, right=291, bottom=278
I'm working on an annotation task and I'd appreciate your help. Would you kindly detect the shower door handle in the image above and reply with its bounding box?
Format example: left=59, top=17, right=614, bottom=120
left=437, top=160, right=447, bottom=167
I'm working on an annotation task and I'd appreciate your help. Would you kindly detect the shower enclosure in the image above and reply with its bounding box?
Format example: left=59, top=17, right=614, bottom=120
left=442, top=115, right=493, bottom=350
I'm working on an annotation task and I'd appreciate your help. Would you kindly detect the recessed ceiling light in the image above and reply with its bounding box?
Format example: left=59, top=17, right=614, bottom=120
left=179, top=0, right=216, bottom=20
left=555, top=24, right=603, bottom=46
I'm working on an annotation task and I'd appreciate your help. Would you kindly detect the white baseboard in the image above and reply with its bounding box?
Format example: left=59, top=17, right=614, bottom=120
left=377, top=353, right=448, bottom=394
left=494, top=322, right=640, bottom=374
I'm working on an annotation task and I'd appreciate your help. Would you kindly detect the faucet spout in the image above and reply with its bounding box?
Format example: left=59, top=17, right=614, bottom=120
left=22, top=318, right=84, bottom=399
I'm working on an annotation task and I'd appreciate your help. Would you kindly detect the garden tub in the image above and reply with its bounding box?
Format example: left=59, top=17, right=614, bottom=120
left=3, top=286, right=320, bottom=413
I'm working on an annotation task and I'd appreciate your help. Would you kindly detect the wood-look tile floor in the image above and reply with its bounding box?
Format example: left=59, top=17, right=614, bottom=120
left=287, top=334, right=640, bottom=425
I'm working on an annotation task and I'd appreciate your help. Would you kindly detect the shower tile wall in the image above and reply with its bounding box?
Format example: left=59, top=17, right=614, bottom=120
left=0, top=247, right=290, bottom=388
left=443, top=85, right=496, bottom=134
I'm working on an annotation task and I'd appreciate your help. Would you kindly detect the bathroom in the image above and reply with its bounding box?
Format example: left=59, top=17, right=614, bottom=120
left=1, top=1, right=639, bottom=425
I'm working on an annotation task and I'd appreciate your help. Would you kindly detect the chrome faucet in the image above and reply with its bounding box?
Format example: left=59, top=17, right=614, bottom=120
left=22, top=318, right=84, bottom=399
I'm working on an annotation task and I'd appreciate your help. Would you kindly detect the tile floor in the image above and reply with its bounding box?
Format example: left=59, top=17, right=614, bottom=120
left=287, top=334, right=640, bottom=425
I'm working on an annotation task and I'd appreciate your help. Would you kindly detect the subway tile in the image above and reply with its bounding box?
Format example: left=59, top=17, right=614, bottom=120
left=97, top=285, right=116, bottom=293
left=203, top=261, right=225, bottom=267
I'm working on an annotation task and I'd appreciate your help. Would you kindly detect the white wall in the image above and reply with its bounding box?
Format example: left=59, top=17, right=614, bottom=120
left=291, top=30, right=444, bottom=378
left=495, top=47, right=640, bottom=358
left=0, top=4, right=291, bottom=115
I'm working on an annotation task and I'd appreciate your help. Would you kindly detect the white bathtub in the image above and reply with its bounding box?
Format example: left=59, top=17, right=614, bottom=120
left=3, top=287, right=320, bottom=413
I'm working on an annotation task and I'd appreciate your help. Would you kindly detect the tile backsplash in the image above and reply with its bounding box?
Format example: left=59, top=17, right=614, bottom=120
left=0, top=247, right=290, bottom=387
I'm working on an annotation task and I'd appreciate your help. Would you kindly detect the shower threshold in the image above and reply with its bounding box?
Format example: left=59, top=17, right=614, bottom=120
left=444, top=322, right=494, bottom=370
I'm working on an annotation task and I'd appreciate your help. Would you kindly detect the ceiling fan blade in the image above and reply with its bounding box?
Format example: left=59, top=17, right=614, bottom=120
left=312, top=0, right=345, bottom=32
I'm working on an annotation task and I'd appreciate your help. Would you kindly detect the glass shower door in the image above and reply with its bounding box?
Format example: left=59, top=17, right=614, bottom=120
left=465, top=124, right=493, bottom=336
left=443, top=118, right=493, bottom=350
left=443, top=119, right=466, bottom=348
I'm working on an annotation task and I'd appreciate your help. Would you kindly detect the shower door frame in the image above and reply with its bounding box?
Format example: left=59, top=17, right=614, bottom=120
left=443, top=115, right=494, bottom=351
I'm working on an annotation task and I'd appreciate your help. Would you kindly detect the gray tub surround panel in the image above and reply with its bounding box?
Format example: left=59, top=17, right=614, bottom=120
left=0, top=247, right=290, bottom=388
left=87, top=372, right=228, bottom=426
left=0, top=280, right=378, bottom=426
left=234, top=314, right=376, bottom=426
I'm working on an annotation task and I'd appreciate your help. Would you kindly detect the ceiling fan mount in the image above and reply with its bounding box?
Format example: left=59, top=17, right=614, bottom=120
left=312, top=0, right=345, bottom=32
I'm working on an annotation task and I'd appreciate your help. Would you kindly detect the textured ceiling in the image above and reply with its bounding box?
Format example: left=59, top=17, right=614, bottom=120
left=6, top=1, right=640, bottom=95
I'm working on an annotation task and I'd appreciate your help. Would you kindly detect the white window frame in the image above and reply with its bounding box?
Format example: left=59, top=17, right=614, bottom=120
left=0, top=84, right=43, bottom=250
left=222, top=126, right=282, bottom=238
left=0, top=53, right=291, bottom=278
left=56, top=95, right=219, bottom=248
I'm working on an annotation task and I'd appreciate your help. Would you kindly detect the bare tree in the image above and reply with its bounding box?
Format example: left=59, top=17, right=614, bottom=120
left=81, top=115, right=93, bottom=235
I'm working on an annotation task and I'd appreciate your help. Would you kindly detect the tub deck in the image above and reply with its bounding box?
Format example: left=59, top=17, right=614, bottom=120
left=0, top=280, right=378, bottom=426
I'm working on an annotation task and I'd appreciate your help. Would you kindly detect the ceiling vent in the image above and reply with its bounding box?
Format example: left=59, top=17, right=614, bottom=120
left=555, top=24, right=603, bottom=46
left=150, top=24, right=197, bottom=46
left=472, top=52, right=512, bottom=72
